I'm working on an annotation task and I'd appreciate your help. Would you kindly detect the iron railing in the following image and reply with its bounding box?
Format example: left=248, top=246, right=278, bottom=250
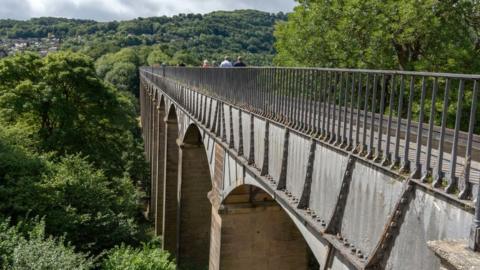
left=140, top=66, right=480, bottom=249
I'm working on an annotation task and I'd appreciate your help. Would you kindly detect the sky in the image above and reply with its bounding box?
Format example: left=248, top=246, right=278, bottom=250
left=0, top=0, right=297, bottom=21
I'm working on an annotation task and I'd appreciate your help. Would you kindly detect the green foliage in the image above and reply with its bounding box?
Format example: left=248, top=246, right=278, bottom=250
left=170, top=51, right=199, bottom=66
left=147, top=49, right=169, bottom=66
left=274, top=0, right=480, bottom=73
left=0, top=218, right=93, bottom=269
left=38, top=155, right=143, bottom=254
left=0, top=126, right=47, bottom=220
left=105, top=62, right=138, bottom=92
left=102, top=240, right=175, bottom=270
left=0, top=51, right=150, bottom=256
left=0, top=129, right=145, bottom=254
left=0, top=51, right=147, bottom=180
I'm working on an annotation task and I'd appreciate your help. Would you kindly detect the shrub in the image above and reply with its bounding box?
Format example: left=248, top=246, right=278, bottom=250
left=0, top=218, right=93, bottom=270
left=102, top=240, right=175, bottom=270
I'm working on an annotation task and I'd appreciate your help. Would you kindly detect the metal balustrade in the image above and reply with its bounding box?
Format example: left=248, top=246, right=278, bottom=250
left=140, top=66, right=480, bottom=250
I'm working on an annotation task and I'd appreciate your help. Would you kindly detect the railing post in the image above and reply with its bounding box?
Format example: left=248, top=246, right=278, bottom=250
left=445, top=80, right=465, bottom=193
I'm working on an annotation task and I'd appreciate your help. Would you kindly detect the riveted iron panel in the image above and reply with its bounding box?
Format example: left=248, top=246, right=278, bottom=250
left=340, top=163, right=403, bottom=257
left=253, top=117, right=266, bottom=170
left=241, top=112, right=251, bottom=160
left=309, top=145, right=349, bottom=226
left=231, top=107, right=240, bottom=152
left=203, top=132, right=216, bottom=180
left=286, top=133, right=310, bottom=200
left=268, top=122, right=286, bottom=183
left=223, top=104, right=231, bottom=146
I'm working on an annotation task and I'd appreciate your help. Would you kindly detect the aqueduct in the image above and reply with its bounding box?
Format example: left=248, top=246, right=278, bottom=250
left=140, top=67, right=480, bottom=269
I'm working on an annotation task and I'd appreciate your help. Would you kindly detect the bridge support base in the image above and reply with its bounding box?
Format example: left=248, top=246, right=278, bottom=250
left=428, top=240, right=480, bottom=270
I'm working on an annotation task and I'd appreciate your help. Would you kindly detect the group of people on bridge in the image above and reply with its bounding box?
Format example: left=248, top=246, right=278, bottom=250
left=202, top=56, right=246, bottom=68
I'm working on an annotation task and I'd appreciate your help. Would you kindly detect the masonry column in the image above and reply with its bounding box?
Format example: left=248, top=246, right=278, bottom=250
left=162, top=108, right=179, bottom=257
left=150, top=96, right=158, bottom=220
left=209, top=206, right=222, bottom=270
left=146, top=92, right=152, bottom=162
left=155, top=102, right=166, bottom=235
left=177, top=125, right=213, bottom=269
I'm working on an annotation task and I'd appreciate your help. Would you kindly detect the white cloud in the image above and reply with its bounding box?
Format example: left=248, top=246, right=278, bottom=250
left=0, top=0, right=297, bottom=21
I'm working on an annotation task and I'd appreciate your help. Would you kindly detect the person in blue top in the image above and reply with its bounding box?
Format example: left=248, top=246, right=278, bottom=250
left=220, top=56, right=233, bottom=68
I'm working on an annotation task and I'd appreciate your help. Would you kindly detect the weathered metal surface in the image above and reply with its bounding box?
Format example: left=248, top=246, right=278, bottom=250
left=253, top=117, right=266, bottom=171
left=309, top=144, right=349, bottom=228
left=261, top=121, right=269, bottom=176
left=248, top=114, right=255, bottom=165
left=221, top=104, right=229, bottom=143
left=221, top=152, right=244, bottom=198
left=298, top=141, right=316, bottom=209
left=140, top=68, right=480, bottom=270
left=325, top=155, right=355, bottom=235
left=241, top=111, right=250, bottom=160
left=231, top=107, right=240, bottom=152
left=286, top=132, right=310, bottom=200
left=202, top=132, right=216, bottom=180
left=341, top=162, right=404, bottom=259
left=365, top=181, right=414, bottom=268
left=268, top=122, right=286, bottom=184
left=329, top=251, right=356, bottom=270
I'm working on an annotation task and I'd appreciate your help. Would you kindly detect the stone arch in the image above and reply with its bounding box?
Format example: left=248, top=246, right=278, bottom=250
left=177, top=123, right=214, bottom=269
left=153, top=88, right=159, bottom=103
left=157, top=93, right=165, bottom=109
left=166, top=103, right=177, bottom=121
left=210, top=184, right=320, bottom=270
left=157, top=93, right=168, bottom=116
left=162, top=104, right=180, bottom=255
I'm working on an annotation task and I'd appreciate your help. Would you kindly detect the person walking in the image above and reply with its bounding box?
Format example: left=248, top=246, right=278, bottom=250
left=233, top=56, right=246, bottom=67
left=219, top=56, right=233, bottom=68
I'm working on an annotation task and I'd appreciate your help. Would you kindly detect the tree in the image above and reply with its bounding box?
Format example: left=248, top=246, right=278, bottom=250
left=0, top=126, right=47, bottom=221
left=147, top=49, right=170, bottom=66
left=95, top=47, right=149, bottom=96
left=171, top=51, right=199, bottom=66
left=0, top=51, right=147, bottom=180
left=37, top=155, right=143, bottom=254
left=105, top=62, right=138, bottom=92
left=274, top=0, right=480, bottom=73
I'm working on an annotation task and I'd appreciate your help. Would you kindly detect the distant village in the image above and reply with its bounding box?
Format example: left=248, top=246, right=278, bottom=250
left=0, top=34, right=60, bottom=58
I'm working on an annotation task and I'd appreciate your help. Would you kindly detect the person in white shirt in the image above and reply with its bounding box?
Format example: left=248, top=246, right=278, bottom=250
left=219, top=56, right=233, bottom=68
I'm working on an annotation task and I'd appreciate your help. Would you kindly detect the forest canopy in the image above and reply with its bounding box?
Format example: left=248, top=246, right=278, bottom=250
left=0, top=10, right=286, bottom=65
left=274, top=0, right=480, bottom=73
